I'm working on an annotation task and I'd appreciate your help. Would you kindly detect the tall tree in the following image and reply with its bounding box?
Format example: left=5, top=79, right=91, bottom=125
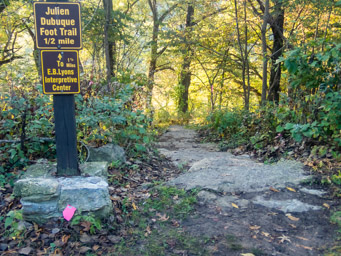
left=248, top=0, right=285, bottom=103
left=267, top=0, right=284, bottom=102
left=261, top=0, right=269, bottom=104
left=178, top=4, right=194, bottom=114
left=234, top=0, right=250, bottom=110
left=146, top=0, right=178, bottom=112
left=103, top=0, right=115, bottom=91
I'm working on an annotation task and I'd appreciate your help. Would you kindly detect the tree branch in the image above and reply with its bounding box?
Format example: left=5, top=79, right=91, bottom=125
left=0, top=56, right=23, bottom=67
left=157, top=45, right=168, bottom=56
left=159, top=3, right=178, bottom=23
left=192, top=7, right=228, bottom=26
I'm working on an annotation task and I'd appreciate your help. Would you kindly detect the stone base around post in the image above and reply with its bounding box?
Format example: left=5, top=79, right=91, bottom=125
left=14, top=161, right=112, bottom=224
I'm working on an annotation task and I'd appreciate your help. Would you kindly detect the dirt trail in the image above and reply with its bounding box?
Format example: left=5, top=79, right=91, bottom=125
left=157, top=126, right=338, bottom=256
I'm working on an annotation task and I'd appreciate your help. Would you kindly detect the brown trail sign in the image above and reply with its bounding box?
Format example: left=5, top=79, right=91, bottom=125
left=34, top=0, right=81, bottom=176
left=34, top=2, right=82, bottom=49
left=41, top=50, right=80, bottom=94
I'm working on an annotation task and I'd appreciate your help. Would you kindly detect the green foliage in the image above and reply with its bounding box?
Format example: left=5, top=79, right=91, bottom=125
left=4, top=210, right=23, bottom=239
left=70, top=214, right=102, bottom=234
left=205, top=108, right=250, bottom=148
left=75, top=81, right=152, bottom=156
left=331, top=171, right=341, bottom=186
left=331, top=210, right=341, bottom=233
left=140, top=186, right=198, bottom=220
left=276, top=41, right=341, bottom=147
left=0, top=86, right=55, bottom=179
left=205, top=40, right=340, bottom=157
left=0, top=74, right=153, bottom=183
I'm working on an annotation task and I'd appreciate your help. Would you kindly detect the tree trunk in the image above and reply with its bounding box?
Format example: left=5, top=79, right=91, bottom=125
left=261, top=0, right=269, bottom=104
left=244, top=0, right=250, bottom=110
left=267, top=0, right=284, bottom=103
left=103, top=0, right=114, bottom=91
left=178, top=4, right=194, bottom=114
left=146, top=0, right=158, bottom=112
left=234, top=0, right=248, bottom=110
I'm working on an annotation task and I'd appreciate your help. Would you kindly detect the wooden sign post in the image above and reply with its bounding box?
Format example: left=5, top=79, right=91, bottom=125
left=34, top=0, right=82, bottom=176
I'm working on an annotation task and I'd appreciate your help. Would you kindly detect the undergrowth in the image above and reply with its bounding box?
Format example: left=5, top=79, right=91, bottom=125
left=0, top=73, right=154, bottom=186
left=200, top=41, right=341, bottom=192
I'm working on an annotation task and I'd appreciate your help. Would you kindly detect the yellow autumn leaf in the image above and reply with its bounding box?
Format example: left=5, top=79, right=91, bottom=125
left=286, top=187, right=296, bottom=192
left=296, top=236, right=308, bottom=241
left=286, top=214, right=299, bottom=221
left=323, top=203, right=330, bottom=209
left=249, top=225, right=260, bottom=230
left=261, top=231, right=270, bottom=237
left=231, top=203, right=239, bottom=209
left=132, top=202, right=137, bottom=210
left=270, top=187, right=279, bottom=192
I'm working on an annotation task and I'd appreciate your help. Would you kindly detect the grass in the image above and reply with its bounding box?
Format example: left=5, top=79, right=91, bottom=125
left=112, top=185, right=210, bottom=255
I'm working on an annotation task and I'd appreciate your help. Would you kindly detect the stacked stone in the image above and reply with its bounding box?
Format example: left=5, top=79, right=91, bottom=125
left=14, top=162, right=112, bottom=224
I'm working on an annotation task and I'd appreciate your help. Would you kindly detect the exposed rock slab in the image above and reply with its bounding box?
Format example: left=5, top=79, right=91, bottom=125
left=300, top=188, right=327, bottom=197
left=168, top=157, right=310, bottom=193
left=253, top=196, right=322, bottom=213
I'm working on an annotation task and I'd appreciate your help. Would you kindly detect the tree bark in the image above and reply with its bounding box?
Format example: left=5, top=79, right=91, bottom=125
left=146, top=0, right=158, bottom=111
left=146, top=0, right=178, bottom=112
left=261, top=0, right=269, bottom=104
left=103, top=0, right=114, bottom=91
left=178, top=4, right=194, bottom=114
left=234, top=0, right=249, bottom=110
left=267, top=0, right=284, bottom=103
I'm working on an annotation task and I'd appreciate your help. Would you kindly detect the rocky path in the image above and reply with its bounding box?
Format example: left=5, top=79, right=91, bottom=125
left=157, top=126, right=338, bottom=256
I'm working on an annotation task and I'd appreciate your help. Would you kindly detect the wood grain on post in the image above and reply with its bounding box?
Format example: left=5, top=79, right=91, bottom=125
left=49, top=0, right=79, bottom=176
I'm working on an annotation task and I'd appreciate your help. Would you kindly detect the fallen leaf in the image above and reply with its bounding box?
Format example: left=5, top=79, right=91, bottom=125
left=241, top=254, right=255, bottom=256
left=52, top=248, right=62, bottom=256
left=80, top=233, right=92, bottom=243
left=249, top=225, right=261, bottom=230
left=62, top=234, right=70, bottom=244
left=132, top=202, right=137, bottom=210
left=296, top=236, right=309, bottom=241
left=231, top=203, right=239, bottom=209
left=278, top=234, right=291, bottom=243
left=173, top=195, right=179, bottom=200
left=156, top=213, right=169, bottom=221
left=107, top=235, right=121, bottom=243
left=323, top=203, right=330, bottom=209
left=116, top=215, right=123, bottom=223
left=286, top=187, right=296, bottom=192
left=261, top=231, right=270, bottom=237
left=289, top=224, right=297, bottom=228
left=93, top=245, right=100, bottom=251
left=80, top=221, right=91, bottom=232
left=286, top=214, right=300, bottom=221
left=79, top=246, right=91, bottom=253
left=295, top=244, right=313, bottom=250
left=51, top=228, right=60, bottom=234
left=18, top=247, right=32, bottom=255
left=171, top=219, right=180, bottom=227
left=267, top=212, right=278, bottom=216
left=145, top=226, right=152, bottom=237
left=270, top=187, right=279, bottom=192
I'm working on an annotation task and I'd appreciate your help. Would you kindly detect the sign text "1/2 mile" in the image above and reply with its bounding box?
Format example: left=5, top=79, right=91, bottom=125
left=34, top=2, right=82, bottom=49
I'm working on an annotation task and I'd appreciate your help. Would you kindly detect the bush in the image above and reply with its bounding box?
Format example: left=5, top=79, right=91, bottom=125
left=0, top=74, right=153, bottom=185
